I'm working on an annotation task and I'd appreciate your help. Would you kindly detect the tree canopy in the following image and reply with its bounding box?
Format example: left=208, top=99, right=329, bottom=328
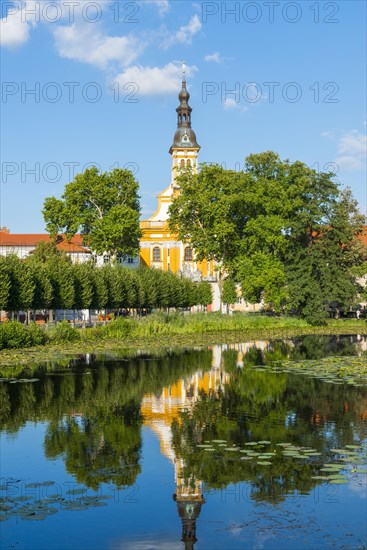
left=169, top=151, right=367, bottom=323
left=43, top=167, right=141, bottom=259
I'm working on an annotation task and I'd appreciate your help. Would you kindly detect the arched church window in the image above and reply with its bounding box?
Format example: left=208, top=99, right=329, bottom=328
left=180, top=159, right=185, bottom=168
left=183, top=114, right=187, bottom=121
left=184, top=247, right=193, bottom=261
left=186, top=160, right=191, bottom=169
left=153, top=246, right=161, bottom=262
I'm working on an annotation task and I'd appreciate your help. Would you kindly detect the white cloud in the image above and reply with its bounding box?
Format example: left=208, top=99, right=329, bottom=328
left=163, top=14, right=202, bottom=48
left=335, top=130, right=366, bottom=171
left=0, top=1, right=38, bottom=48
left=142, top=1, right=170, bottom=16
left=53, top=23, right=144, bottom=70
left=320, top=130, right=334, bottom=139
left=115, top=63, right=197, bottom=96
left=338, top=130, right=366, bottom=156
left=204, top=52, right=223, bottom=63
left=223, top=98, right=248, bottom=112
left=223, top=98, right=238, bottom=110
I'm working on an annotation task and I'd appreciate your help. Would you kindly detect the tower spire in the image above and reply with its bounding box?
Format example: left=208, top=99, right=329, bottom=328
left=169, top=63, right=200, bottom=153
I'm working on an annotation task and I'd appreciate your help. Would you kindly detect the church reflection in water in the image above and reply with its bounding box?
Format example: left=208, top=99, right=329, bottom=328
left=141, top=342, right=268, bottom=549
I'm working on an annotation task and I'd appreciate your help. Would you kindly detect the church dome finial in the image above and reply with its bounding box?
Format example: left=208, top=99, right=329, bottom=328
left=178, top=62, right=190, bottom=102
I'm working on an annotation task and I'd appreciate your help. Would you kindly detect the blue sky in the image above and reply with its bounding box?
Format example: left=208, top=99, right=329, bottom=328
left=1, top=0, right=366, bottom=233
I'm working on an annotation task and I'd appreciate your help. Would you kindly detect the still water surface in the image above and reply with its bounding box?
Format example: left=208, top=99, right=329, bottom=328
left=1, top=335, right=367, bottom=550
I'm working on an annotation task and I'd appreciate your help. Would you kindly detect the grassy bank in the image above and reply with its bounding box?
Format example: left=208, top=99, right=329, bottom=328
left=0, top=313, right=366, bottom=369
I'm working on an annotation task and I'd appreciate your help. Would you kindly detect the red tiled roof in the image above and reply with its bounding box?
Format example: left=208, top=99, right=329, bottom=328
left=0, top=231, right=90, bottom=254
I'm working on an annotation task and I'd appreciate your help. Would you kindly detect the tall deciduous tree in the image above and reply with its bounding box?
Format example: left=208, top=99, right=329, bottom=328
left=43, top=167, right=141, bottom=259
left=286, top=188, right=366, bottom=323
left=169, top=164, right=248, bottom=268
left=169, top=152, right=367, bottom=323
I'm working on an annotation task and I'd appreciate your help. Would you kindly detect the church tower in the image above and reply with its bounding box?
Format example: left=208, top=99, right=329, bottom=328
left=139, top=64, right=213, bottom=280
left=170, top=63, right=200, bottom=188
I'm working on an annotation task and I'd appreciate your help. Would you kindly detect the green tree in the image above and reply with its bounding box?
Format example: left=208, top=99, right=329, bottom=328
left=198, top=281, right=212, bottom=307
left=1, top=255, right=35, bottom=320
left=2, top=255, right=22, bottom=317
left=286, top=188, right=366, bottom=323
left=0, top=257, right=11, bottom=313
left=47, top=258, right=75, bottom=311
left=169, top=152, right=366, bottom=322
left=237, top=253, right=287, bottom=313
left=43, top=167, right=141, bottom=259
left=222, top=278, right=238, bottom=312
left=169, top=164, right=248, bottom=304
left=18, top=263, right=36, bottom=321
left=30, top=264, right=53, bottom=311
left=90, top=266, right=109, bottom=312
left=73, top=263, right=94, bottom=310
left=138, top=268, right=158, bottom=310
left=29, top=240, right=68, bottom=263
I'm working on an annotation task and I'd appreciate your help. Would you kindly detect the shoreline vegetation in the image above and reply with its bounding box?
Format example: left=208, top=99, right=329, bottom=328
left=0, top=313, right=366, bottom=369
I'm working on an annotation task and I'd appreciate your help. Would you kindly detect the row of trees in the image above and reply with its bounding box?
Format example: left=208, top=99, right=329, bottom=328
left=0, top=243, right=212, bottom=318
left=169, top=152, right=367, bottom=324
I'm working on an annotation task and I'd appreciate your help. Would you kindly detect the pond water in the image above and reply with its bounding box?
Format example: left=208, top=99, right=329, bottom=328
left=1, top=335, right=366, bottom=550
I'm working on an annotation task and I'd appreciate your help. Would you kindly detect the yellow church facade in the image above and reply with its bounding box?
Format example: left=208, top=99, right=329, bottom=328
left=139, top=68, right=215, bottom=282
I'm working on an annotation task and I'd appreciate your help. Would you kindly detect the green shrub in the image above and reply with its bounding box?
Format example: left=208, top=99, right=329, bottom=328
left=48, top=320, right=80, bottom=343
left=102, top=317, right=133, bottom=338
left=26, top=323, right=47, bottom=346
left=0, top=322, right=32, bottom=350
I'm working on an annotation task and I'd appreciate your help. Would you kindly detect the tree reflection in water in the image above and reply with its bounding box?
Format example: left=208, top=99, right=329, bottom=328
left=0, top=335, right=366, bottom=549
